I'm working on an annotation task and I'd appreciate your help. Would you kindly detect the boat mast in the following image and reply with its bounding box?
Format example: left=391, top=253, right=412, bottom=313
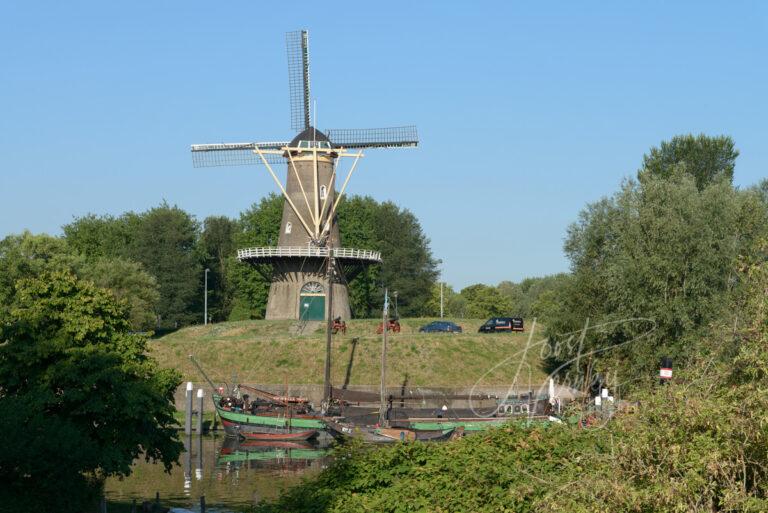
left=323, top=248, right=335, bottom=403
left=189, top=354, right=227, bottom=394
left=378, top=289, right=389, bottom=427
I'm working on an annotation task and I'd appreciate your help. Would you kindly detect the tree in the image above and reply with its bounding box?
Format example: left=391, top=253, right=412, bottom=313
left=639, top=134, right=738, bottom=190
left=0, top=232, right=80, bottom=318
left=374, top=201, right=440, bottom=317
left=228, top=194, right=283, bottom=320
left=336, top=196, right=382, bottom=317
left=64, top=204, right=202, bottom=329
left=497, top=274, right=569, bottom=319
left=199, top=216, right=237, bottom=321
left=423, top=282, right=467, bottom=318
left=62, top=212, right=137, bottom=259
left=79, top=257, right=160, bottom=331
left=337, top=196, right=440, bottom=317
left=0, top=232, right=162, bottom=332
left=545, top=165, right=768, bottom=385
left=0, top=271, right=181, bottom=512
left=123, top=203, right=201, bottom=328
left=459, top=284, right=513, bottom=319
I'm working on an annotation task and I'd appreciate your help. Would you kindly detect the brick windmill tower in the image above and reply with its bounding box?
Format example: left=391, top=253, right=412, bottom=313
left=191, top=30, right=418, bottom=321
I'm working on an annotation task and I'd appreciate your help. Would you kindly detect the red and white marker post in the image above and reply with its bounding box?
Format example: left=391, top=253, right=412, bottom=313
left=659, top=357, right=673, bottom=384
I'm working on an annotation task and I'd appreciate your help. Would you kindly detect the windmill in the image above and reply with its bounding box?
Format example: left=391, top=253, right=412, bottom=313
left=191, top=30, right=418, bottom=323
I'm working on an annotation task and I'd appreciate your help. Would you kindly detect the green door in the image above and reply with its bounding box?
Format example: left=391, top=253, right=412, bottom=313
left=299, top=295, right=325, bottom=321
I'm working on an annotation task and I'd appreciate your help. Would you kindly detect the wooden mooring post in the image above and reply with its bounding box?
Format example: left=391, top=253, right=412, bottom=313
left=196, top=388, right=204, bottom=435
left=200, top=495, right=206, bottom=513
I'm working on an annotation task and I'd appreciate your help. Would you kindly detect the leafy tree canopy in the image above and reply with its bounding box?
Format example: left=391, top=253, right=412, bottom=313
left=459, top=284, right=514, bottom=319
left=227, top=194, right=283, bottom=320
left=0, top=232, right=160, bottom=332
left=199, top=215, right=238, bottom=322
left=338, top=196, right=440, bottom=317
left=497, top=273, right=569, bottom=320
left=0, top=271, right=181, bottom=512
left=0, top=231, right=80, bottom=317
left=639, top=133, right=738, bottom=190
left=64, top=203, right=201, bottom=329
left=79, top=257, right=160, bottom=331
left=545, top=137, right=767, bottom=385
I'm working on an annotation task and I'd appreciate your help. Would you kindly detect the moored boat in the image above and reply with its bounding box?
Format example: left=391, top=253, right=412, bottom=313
left=214, top=391, right=326, bottom=437
left=326, top=419, right=456, bottom=443
left=239, top=429, right=319, bottom=442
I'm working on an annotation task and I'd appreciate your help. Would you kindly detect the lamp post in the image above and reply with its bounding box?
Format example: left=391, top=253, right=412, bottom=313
left=204, top=268, right=210, bottom=325
left=440, top=282, right=444, bottom=319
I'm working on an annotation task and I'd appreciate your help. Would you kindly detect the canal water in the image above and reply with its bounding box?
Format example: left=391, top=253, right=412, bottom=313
left=105, top=435, right=332, bottom=512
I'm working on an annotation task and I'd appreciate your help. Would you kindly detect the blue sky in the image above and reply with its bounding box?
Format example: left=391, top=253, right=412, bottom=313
left=1, top=2, right=766, bottom=289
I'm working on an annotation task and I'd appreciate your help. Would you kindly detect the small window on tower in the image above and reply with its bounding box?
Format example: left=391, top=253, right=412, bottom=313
left=285, top=222, right=292, bottom=234
left=320, top=185, right=327, bottom=200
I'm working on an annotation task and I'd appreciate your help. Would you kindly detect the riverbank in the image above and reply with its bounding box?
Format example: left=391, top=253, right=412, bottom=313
left=149, top=318, right=548, bottom=388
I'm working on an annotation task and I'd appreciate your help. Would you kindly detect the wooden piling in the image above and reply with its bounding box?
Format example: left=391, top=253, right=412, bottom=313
left=196, top=388, right=204, bottom=435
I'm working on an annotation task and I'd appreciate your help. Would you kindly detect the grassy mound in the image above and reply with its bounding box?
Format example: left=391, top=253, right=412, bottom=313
left=149, top=318, right=548, bottom=387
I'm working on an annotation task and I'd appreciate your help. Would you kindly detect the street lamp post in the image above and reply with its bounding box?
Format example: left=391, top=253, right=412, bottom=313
left=440, top=282, right=444, bottom=318
left=204, top=268, right=210, bottom=325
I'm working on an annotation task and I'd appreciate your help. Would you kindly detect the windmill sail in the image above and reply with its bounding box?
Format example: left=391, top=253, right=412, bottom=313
left=326, top=126, right=419, bottom=149
left=190, top=142, right=288, bottom=167
left=286, top=30, right=311, bottom=132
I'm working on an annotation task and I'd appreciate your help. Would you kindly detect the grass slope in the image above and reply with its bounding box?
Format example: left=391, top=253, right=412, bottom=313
left=150, top=318, right=548, bottom=387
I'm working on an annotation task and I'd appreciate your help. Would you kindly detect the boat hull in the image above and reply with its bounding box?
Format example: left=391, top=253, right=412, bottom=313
left=326, top=420, right=398, bottom=443
left=327, top=420, right=455, bottom=443
left=213, top=394, right=326, bottom=437
left=239, top=428, right=319, bottom=442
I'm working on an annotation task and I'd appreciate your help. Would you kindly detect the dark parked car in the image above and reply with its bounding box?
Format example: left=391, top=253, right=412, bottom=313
left=478, top=317, right=524, bottom=333
left=419, top=321, right=463, bottom=333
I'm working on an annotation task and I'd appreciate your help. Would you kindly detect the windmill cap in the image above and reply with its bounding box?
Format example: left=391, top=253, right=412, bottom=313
left=290, top=126, right=329, bottom=146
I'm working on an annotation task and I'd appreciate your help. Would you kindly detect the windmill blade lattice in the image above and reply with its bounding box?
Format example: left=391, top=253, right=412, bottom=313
left=286, top=30, right=311, bottom=132
left=326, top=126, right=419, bottom=149
left=191, top=142, right=288, bottom=168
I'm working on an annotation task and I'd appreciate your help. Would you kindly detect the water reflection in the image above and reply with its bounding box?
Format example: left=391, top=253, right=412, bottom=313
left=105, top=434, right=331, bottom=512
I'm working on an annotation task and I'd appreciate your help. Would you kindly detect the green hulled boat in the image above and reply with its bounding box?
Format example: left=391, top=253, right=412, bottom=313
left=214, top=393, right=326, bottom=437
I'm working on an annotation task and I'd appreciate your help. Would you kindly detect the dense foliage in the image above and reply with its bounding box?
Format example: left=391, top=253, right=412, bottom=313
left=0, top=232, right=160, bottom=331
left=420, top=276, right=567, bottom=321
left=542, top=136, right=767, bottom=386
left=255, top=424, right=602, bottom=513
left=497, top=274, right=569, bottom=320
left=0, top=272, right=181, bottom=512
left=338, top=196, right=440, bottom=317
left=227, top=194, right=283, bottom=320
left=198, top=215, right=237, bottom=322
left=640, top=133, right=738, bottom=190
left=63, top=203, right=201, bottom=328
